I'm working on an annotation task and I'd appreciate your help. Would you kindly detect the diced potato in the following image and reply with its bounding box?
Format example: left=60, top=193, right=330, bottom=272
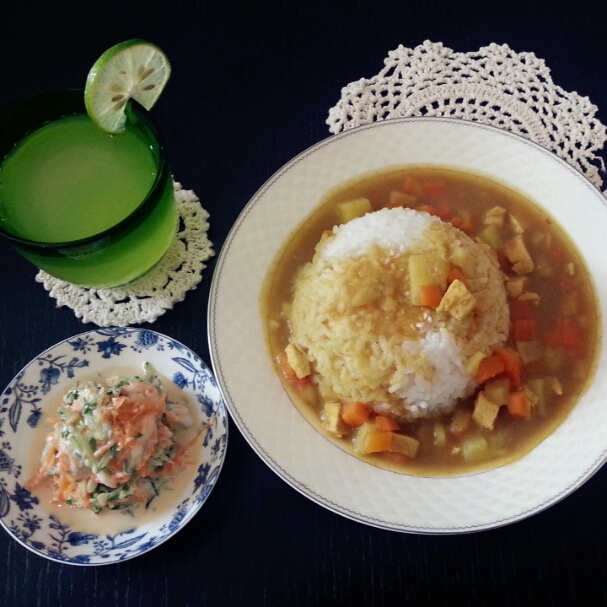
left=437, top=279, right=476, bottom=320
left=449, top=408, right=472, bottom=435
left=354, top=422, right=393, bottom=454
left=505, top=275, right=527, bottom=298
left=534, top=254, right=552, bottom=277
left=516, top=340, right=543, bottom=365
left=408, top=253, right=448, bottom=305
left=478, top=223, right=504, bottom=250
left=483, top=206, right=507, bottom=227
left=448, top=246, right=476, bottom=276
left=503, top=235, right=534, bottom=274
left=461, top=435, right=489, bottom=462
left=390, top=433, right=420, bottom=458
left=432, top=423, right=447, bottom=447
left=465, top=351, right=486, bottom=376
left=523, top=385, right=540, bottom=413
left=531, top=231, right=550, bottom=248
left=542, top=347, right=565, bottom=372
left=284, top=343, right=311, bottom=379
left=280, top=301, right=292, bottom=317
left=336, top=198, right=372, bottom=224
left=483, top=377, right=510, bottom=406
left=322, top=402, right=347, bottom=437
left=560, top=290, right=580, bottom=316
left=388, top=190, right=417, bottom=207
left=473, top=392, right=501, bottom=430
left=526, top=378, right=551, bottom=417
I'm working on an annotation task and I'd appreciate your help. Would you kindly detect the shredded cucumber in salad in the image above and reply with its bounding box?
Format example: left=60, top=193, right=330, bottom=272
left=27, top=364, right=196, bottom=514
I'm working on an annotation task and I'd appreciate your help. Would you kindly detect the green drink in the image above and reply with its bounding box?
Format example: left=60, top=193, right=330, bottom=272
left=0, top=90, right=177, bottom=289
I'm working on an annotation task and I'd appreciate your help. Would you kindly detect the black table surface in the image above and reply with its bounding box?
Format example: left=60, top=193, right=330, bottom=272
left=1, top=1, right=607, bottom=605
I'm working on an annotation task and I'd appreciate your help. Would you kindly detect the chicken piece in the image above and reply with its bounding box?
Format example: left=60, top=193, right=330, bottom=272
left=483, top=205, right=507, bottom=227
left=509, top=213, right=525, bottom=234
left=473, top=392, right=501, bottom=430
left=322, top=402, right=346, bottom=437
left=437, top=279, right=476, bottom=320
left=518, top=292, right=540, bottom=305
left=284, top=343, right=311, bottom=379
left=503, top=235, right=534, bottom=274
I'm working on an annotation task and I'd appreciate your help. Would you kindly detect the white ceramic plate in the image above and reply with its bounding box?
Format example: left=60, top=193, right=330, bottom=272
left=208, top=117, right=607, bottom=533
left=0, top=328, right=228, bottom=563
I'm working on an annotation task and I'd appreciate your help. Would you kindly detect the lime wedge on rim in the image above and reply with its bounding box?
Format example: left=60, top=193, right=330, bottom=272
left=84, top=39, right=171, bottom=134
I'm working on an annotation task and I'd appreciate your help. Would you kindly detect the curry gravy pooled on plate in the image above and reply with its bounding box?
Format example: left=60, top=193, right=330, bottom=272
left=261, top=167, right=600, bottom=476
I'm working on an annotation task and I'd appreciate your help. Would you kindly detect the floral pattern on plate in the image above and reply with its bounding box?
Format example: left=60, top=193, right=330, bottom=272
left=0, top=328, right=228, bottom=564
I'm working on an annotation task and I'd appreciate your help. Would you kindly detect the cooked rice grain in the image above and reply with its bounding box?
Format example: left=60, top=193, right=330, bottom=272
left=289, top=208, right=509, bottom=419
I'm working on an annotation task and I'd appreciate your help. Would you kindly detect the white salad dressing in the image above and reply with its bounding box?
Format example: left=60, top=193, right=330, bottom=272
left=28, top=366, right=204, bottom=535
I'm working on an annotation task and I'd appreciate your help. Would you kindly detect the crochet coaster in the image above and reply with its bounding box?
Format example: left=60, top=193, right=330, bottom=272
left=327, top=41, right=607, bottom=190
left=36, top=182, right=214, bottom=327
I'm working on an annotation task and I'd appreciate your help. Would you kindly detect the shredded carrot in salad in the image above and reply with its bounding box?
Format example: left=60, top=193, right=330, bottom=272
left=27, top=366, right=195, bottom=514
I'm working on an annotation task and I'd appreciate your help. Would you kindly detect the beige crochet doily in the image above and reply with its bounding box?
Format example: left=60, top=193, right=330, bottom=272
left=36, top=182, right=214, bottom=327
left=327, top=41, right=607, bottom=189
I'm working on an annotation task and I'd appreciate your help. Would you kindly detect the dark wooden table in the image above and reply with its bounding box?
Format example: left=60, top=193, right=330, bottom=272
left=1, top=1, right=606, bottom=605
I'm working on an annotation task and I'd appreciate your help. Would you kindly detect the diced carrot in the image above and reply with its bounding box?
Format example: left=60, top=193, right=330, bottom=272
left=341, top=402, right=370, bottom=427
left=474, top=354, right=506, bottom=384
left=509, top=299, right=534, bottom=320
left=433, top=203, right=451, bottom=220
left=423, top=181, right=448, bottom=197
left=447, top=267, right=467, bottom=286
left=291, top=376, right=313, bottom=391
left=513, top=319, right=538, bottom=342
left=493, top=347, right=523, bottom=388
left=449, top=216, right=464, bottom=230
left=547, top=244, right=565, bottom=262
left=507, top=390, right=530, bottom=419
left=375, top=415, right=400, bottom=432
left=402, top=176, right=423, bottom=196
left=420, top=284, right=444, bottom=308
left=545, top=318, right=583, bottom=350
left=363, top=429, right=394, bottom=453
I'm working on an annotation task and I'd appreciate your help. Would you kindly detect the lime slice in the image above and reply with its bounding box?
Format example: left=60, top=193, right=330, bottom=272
left=84, top=39, right=171, bottom=133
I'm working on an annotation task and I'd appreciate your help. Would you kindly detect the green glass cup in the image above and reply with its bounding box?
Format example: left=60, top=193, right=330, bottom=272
left=0, top=90, right=178, bottom=289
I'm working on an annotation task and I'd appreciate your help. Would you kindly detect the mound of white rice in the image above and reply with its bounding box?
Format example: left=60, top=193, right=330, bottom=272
left=289, top=208, right=509, bottom=420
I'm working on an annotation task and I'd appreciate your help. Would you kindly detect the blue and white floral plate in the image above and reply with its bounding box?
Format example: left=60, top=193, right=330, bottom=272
left=0, top=328, right=228, bottom=565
